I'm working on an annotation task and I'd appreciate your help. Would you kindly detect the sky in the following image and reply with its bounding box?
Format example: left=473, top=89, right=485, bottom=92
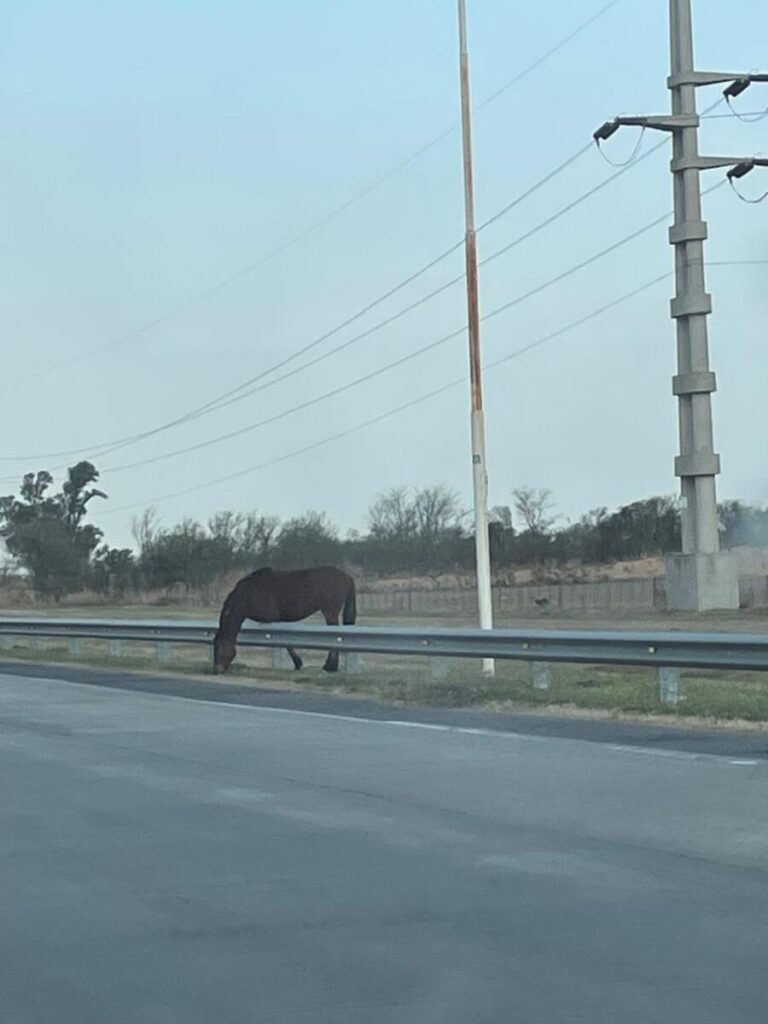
left=1, top=0, right=766, bottom=549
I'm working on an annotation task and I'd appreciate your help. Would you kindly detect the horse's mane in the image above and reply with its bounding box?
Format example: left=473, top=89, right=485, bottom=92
left=218, top=568, right=271, bottom=635
left=244, top=567, right=271, bottom=582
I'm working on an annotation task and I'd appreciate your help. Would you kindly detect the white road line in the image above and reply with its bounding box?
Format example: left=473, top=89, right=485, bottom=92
left=192, top=696, right=763, bottom=764
left=607, top=744, right=702, bottom=762
left=6, top=674, right=766, bottom=767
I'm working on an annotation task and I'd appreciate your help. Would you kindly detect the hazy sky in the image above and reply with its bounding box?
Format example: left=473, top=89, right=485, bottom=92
left=1, top=0, right=766, bottom=548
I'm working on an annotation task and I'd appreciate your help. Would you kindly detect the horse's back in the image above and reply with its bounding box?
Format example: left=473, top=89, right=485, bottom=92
left=237, top=565, right=352, bottom=621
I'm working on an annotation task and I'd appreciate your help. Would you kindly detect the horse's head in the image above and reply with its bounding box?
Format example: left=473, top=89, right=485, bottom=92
left=212, top=631, right=236, bottom=674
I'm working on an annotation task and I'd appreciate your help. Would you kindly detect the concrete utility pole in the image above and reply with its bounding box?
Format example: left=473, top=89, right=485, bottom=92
left=456, top=0, right=494, bottom=675
left=594, top=0, right=767, bottom=611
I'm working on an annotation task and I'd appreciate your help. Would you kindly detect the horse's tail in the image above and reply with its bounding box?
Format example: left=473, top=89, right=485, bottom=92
left=342, top=578, right=357, bottom=625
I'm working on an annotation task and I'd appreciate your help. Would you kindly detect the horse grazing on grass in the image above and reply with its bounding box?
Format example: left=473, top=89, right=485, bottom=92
left=212, top=566, right=356, bottom=675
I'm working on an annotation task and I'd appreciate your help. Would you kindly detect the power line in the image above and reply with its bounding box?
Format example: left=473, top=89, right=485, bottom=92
left=700, top=110, right=768, bottom=120
left=98, top=269, right=671, bottom=517
left=12, top=189, right=728, bottom=485
left=119, top=135, right=669, bottom=435
left=1, top=132, right=661, bottom=466
left=3, top=0, right=625, bottom=394
left=98, top=205, right=685, bottom=476
left=96, top=259, right=766, bottom=517
left=8, top=259, right=760, bottom=503
left=474, top=0, right=625, bottom=112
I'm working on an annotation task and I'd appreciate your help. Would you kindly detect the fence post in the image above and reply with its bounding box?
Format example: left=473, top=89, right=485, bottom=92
left=344, top=652, right=364, bottom=675
left=429, top=658, right=450, bottom=680
left=531, top=661, right=551, bottom=690
left=658, top=666, right=681, bottom=705
left=155, top=642, right=173, bottom=665
left=271, top=648, right=293, bottom=671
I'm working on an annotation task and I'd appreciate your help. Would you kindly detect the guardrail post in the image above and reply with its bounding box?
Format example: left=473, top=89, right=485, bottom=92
left=531, top=661, right=551, bottom=690
left=31, top=637, right=43, bottom=652
left=658, top=666, right=681, bottom=705
left=0, top=635, right=14, bottom=651
left=344, top=652, right=364, bottom=675
left=155, top=642, right=174, bottom=665
left=108, top=639, right=124, bottom=659
left=67, top=638, right=81, bottom=658
left=429, top=658, right=450, bottom=680
left=271, top=648, right=293, bottom=671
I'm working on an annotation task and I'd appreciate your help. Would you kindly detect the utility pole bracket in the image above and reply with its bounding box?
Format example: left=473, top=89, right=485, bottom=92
left=670, top=291, right=712, bottom=318
left=672, top=371, right=716, bottom=396
left=669, top=220, right=707, bottom=244
left=675, top=453, right=721, bottom=478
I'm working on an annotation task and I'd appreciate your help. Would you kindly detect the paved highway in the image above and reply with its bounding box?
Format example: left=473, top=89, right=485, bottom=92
left=2, top=669, right=767, bottom=1023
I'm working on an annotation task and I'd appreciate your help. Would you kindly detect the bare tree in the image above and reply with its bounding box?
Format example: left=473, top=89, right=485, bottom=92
left=513, top=487, right=557, bottom=534
left=413, top=485, right=462, bottom=541
left=368, top=487, right=418, bottom=541
left=207, top=510, right=244, bottom=545
left=239, top=512, right=281, bottom=562
left=131, top=507, right=160, bottom=556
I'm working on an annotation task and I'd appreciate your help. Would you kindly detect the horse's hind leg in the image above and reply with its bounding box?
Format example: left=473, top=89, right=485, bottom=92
left=287, top=647, right=303, bottom=671
left=322, top=607, right=342, bottom=672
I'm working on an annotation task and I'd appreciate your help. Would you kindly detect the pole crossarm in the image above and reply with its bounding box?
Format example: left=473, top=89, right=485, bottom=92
left=667, top=70, right=768, bottom=91
left=593, top=115, right=697, bottom=140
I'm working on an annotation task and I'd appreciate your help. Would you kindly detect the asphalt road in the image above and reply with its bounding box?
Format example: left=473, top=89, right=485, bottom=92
left=2, top=670, right=768, bottom=1024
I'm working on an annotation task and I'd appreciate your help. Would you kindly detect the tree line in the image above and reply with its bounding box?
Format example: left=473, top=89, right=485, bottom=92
left=1, top=464, right=766, bottom=600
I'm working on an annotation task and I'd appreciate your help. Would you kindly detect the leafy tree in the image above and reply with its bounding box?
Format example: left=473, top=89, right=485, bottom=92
left=272, top=512, right=340, bottom=568
left=0, top=462, right=107, bottom=599
left=593, top=496, right=680, bottom=561
left=718, top=500, right=768, bottom=549
left=92, top=546, right=137, bottom=597
left=139, top=519, right=234, bottom=589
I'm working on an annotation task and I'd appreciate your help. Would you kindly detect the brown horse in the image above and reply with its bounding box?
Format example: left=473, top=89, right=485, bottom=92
left=212, top=566, right=356, bottom=674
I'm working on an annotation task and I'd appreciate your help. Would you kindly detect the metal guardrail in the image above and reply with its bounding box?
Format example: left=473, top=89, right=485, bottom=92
left=1, top=617, right=767, bottom=705
left=1, top=617, right=768, bottom=669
